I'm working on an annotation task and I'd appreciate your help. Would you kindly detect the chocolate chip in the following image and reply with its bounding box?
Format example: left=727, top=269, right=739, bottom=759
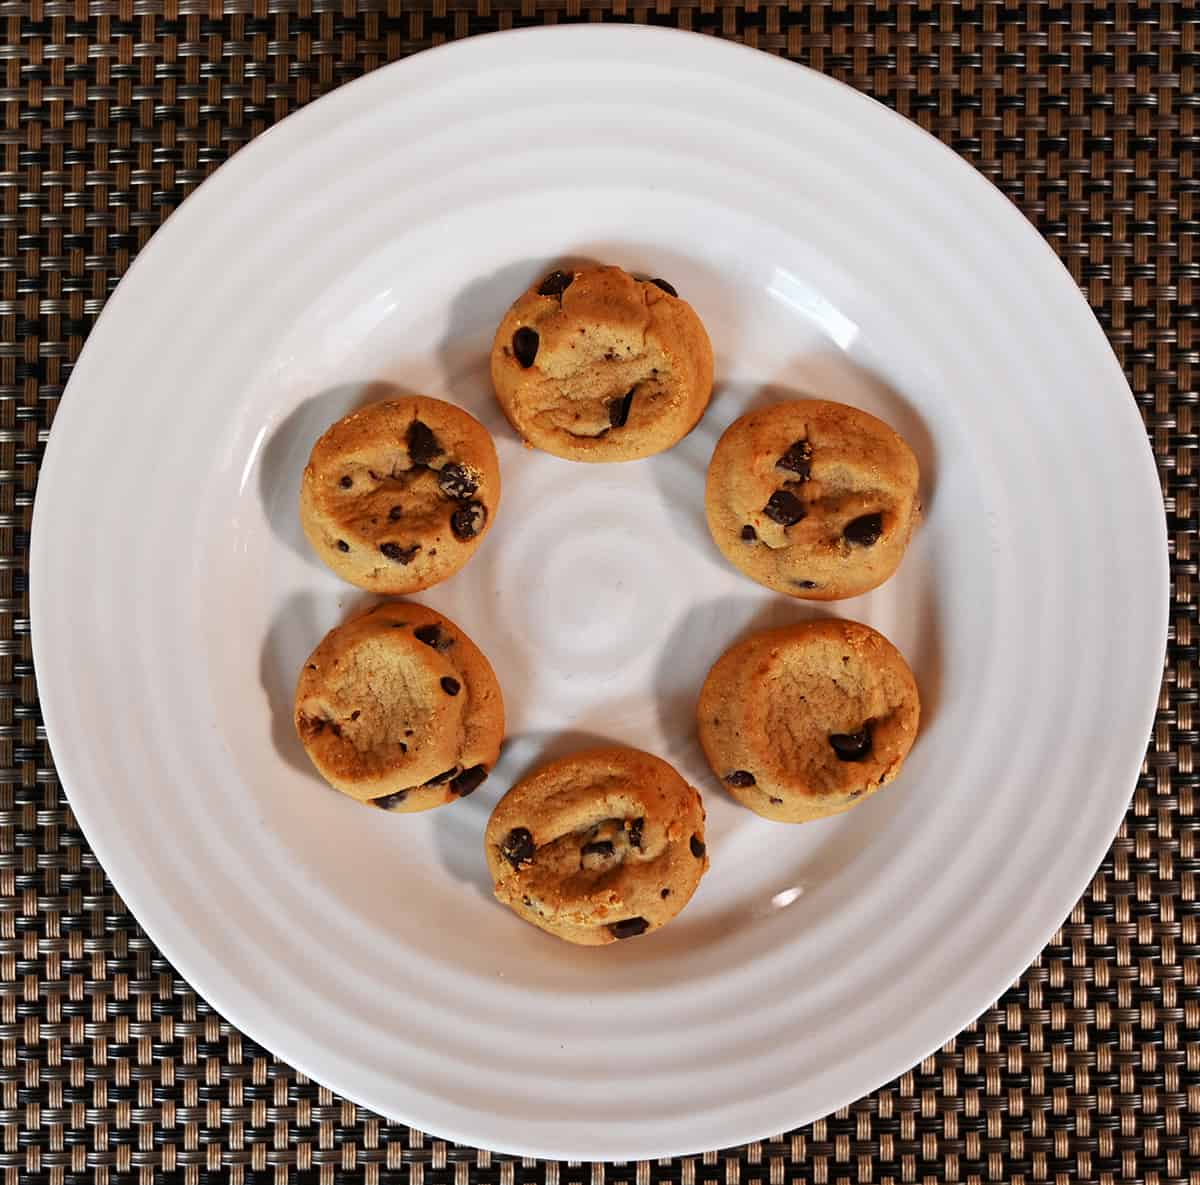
left=440, top=677, right=461, bottom=696
left=829, top=727, right=873, bottom=762
left=690, top=835, right=706, bottom=859
left=581, top=841, right=615, bottom=858
left=414, top=624, right=451, bottom=650
left=372, top=790, right=408, bottom=810
left=793, top=580, right=818, bottom=589
left=627, top=817, right=644, bottom=849
left=306, top=664, right=316, bottom=671
left=537, top=270, right=573, bottom=297
left=437, top=463, right=478, bottom=500
left=776, top=439, right=813, bottom=480
left=741, top=525, right=758, bottom=542
left=610, top=917, right=650, bottom=939
left=336, top=539, right=350, bottom=552
left=388, top=505, right=403, bottom=521
left=451, top=500, right=487, bottom=541
left=725, top=770, right=756, bottom=787
left=450, top=764, right=488, bottom=797
left=502, top=827, right=535, bottom=868
left=339, top=475, right=352, bottom=489
left=513, top=327, right=539, bottom=368
left=407, top=420, right=443, bottom=466
left=660, top=888, right=671, bottom=899
left=844, top=512, right=883, bottom=547
left=380, top=542, right=420, bottom=564
left=769, top=796, right=783, bottom=805
left=650, top=278, right=678, bottom=297
left=608, top=387, right=636, bottom=429
left=763, top=489, right=806, bottom=527
left=426, top=767, right=459, bottom=785
left=350, top=710, right=360, bottom=721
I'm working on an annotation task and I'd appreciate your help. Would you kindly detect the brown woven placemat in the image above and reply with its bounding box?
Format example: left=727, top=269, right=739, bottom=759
left=3, top=1, right=1186, bottom=1181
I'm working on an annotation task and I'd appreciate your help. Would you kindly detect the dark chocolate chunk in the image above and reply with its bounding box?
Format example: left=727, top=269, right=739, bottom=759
left=829, top=727, right=872, bottom=762
left=407, top=420, right=443, bottom=466
left=502, top=827, right=535, bottom=868
left=339, top=476, right=353, bottom=489
left=844, top=512, right=883, bottom=547
left=793, top=580, right=818, bottom=589
left=388, top=505, right=403, bottom=521
left=776, top=439, right=813, bottom=480
left=769, top=796, right=784, bottom=805
left=437, top=463, right=478, bottom=500
left=725, top=770, right=756, bottom=787
left=414, top=624, right=452, bottom=650
left=610, top=917, right=650, bottom=939
left=426, top=767, right=460, bottom=786
left=763, top=489, right=806, bottom=527
left=581, top=840, right=615, bottom=859
left=450, top=764, right=488, bottom=797
left=350, top=710, right=360, bottom=721
left=380, top=542, right=420, bottom=564
left=660, top=888, right=671, bottom=899
left=372, top=790, right=409, bottom=810
left=336, top=539, right=350, bottom=552
left=608, top=387, right=636, bottom=429
left=741, top=525, right=758, bottom=542
left=650, top=278, right=678, bottom=297
left=689, top=835, right=706, bottom=859
left=537, top=270, right=573, bottom=297
left=627, top=817, right=644, bottom=849
left=451, top=500, right=487, bottom=541
left=440, top=677, right=461, bottom=696
left=513, top=327, right=539, bottom=368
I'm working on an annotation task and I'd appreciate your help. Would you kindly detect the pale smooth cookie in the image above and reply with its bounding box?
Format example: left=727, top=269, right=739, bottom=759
left=300, top=396, right=500, bottom=594
left=698, top=619, right=920, bottom=823
left=294, top=602, right=504, bottom=811
left=485, top=747, right=709, bottom=944
left=706, top=399, right=920, bottom=599
left=490, top=265, right=713, bottom=462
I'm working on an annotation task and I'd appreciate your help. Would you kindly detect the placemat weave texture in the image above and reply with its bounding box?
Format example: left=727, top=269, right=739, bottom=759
left=3, top=1, right=1185, bottom=1181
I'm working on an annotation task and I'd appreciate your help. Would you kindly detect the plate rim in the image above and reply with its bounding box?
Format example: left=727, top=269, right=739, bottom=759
left=29, top=23, right=1169, bottom=1159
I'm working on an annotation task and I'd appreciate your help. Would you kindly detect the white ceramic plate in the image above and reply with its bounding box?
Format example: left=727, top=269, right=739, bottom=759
left=30, top=26, right=1167, bottom=1161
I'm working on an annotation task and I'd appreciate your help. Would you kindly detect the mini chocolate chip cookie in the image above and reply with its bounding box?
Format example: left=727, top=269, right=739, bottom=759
left=484, top=747, right=709, bottom=945
left=294, top=602, right=504, bottom=811
left=698, top=619, right=920, bottom=823
left=706, top=399, right=920, bottom=600
left=300, top=396, right=500, bottom=594
left=490, top=265, right=713, bottom=462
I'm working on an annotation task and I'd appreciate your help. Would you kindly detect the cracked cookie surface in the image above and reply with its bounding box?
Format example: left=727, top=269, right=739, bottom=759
left=705, top=399, right=920, bottom=600
left=300, top=396, right=500, bottom=594
left=485, top=747, right=709, bottom=945
left=698, top=619, right=920, bottom=823
left=294, top=601, right=504, bottom=811
left=490, top=265, right=713, bottom=462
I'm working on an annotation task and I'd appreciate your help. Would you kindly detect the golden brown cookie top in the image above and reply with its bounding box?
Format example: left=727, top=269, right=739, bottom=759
left=706, top=399, right=920, bottom=600
left=300, top=396, right=500, bottom=594
left=698, top=619, right=920, bottom=823
left=484, top=746, right=709, bottom=945
left=490, top=265, right=713, bottom=462
left=294, top=601, right=504, bottom=811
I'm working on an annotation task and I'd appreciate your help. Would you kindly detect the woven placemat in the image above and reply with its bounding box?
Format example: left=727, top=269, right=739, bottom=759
left=3, top=1, right=1186, bottom=1181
